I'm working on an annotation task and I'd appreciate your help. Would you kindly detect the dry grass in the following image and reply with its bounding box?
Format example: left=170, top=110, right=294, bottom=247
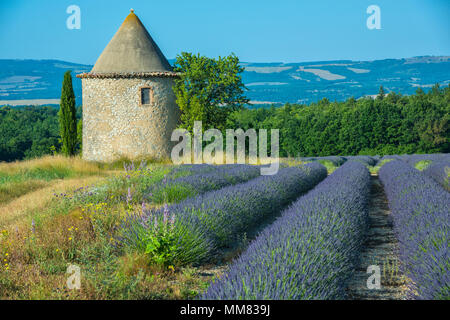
left=0, top=155, right=208, bottom=299
left=0, top=155, right=122, bottom=226
left=0, top=180, right=49, bottom=204
left=0, top=175, right=108, bottom=229
left=0, top=155, right=103, bottom=176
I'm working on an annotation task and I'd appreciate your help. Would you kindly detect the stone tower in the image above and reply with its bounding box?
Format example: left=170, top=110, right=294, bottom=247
left=77, top=9, right=180, bottom=162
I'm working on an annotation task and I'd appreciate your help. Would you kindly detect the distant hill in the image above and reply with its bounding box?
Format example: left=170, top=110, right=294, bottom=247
left=0, top=56, right=449, bottom=106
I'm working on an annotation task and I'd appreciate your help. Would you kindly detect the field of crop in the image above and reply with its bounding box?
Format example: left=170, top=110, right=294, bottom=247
left=0, top=154, right=448, bottom=300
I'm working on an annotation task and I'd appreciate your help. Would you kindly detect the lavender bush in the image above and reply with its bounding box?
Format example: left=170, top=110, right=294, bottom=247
left=147, top=164, right=261, bottom=203
left=168, top=164, right=219, bottom=177
left=300, top=156, right=346, bottom=166
left=379, top=161, right=450, bottom=299
left=202, top=161, right=371, bottom=299
left=403, top=154, right=450, bottom=167
left=344, top=155, right=376, bottom=166
left=423, top=160, right=450, bottom=190
left=119, top=163, right=327, bottom=265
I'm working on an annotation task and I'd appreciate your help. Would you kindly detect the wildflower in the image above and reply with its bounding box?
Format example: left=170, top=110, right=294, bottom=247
left=31, top=219, right=36, bottom=234
left=5, top=253, right=8, bottom=256
left=68, top=237, right=73, bottom=241
left=56, top=249, right=60, bottom=252
left=163, top=204, right=169, bottom=224
left=168, top=265, right=175, bottom=272
left=126, top=187, right=132, bottom=206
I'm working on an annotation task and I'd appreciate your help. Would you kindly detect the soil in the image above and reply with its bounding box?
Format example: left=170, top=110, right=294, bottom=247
left=346, top=175, right=409, bottom=300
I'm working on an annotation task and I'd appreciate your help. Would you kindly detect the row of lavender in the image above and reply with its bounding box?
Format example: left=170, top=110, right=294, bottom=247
left=379, top=161, right=449, bottom=299
left=120, top=163, right=327, bottom=265
left=299, top=156, right=346, bottom=166
left=379, top=153, right=450, bottom=166
left=424, top=160, right=450, bottom=190
left=202, top=161, right=371, bottom=299
left=146, top=164, right=262, bottom=203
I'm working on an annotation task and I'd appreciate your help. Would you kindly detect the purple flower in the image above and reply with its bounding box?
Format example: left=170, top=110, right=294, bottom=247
left=163, top=204, right=169, bottom=224
left=379, top=160, right=450, bottom=299
left=202, top=161, right=370, bottom=300
left=126, top=187, right=132, bottom=206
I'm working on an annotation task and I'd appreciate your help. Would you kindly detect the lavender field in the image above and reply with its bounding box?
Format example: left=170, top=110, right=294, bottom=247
left=0, top=154, right=448, bottom=300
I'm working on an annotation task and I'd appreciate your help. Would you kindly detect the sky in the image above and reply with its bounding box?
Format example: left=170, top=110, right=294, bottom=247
left=0, top=0, right=449, bottom=65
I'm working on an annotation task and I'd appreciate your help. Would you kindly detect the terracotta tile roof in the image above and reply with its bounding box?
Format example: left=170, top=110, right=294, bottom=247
left=76, top=71, right=181, bottom=79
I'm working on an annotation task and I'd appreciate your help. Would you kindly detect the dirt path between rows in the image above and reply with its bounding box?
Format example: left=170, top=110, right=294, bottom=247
left=346, top=175, right=408, bottom=300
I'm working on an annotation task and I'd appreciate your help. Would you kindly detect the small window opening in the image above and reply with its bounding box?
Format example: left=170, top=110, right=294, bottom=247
left=141, top=87, right=153, bottom=105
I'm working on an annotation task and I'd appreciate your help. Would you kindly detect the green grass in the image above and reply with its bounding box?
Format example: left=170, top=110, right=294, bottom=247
left=150, top=184, right=197, bottom=204
left=369, top=159, right=394, bottom=175
left=317, top=160, right=338, bottom=174
left=414, top=160, right=433, bottom=171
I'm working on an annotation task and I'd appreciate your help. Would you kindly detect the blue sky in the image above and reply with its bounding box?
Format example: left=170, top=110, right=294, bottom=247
left=0, top=0, right=448, bottom=64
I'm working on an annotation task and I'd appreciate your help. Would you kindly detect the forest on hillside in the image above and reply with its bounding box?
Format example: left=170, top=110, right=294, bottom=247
left=0, top=85, right=448, bottom=162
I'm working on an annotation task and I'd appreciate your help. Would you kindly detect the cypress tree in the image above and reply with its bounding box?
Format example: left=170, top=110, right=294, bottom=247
left=59, top=70, right=77, bottom=156
left=376, top=85, right=385, bottom=100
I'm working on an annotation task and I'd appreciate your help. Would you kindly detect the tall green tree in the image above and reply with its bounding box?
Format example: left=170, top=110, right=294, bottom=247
left=59, top=71, right=77, bottom=156
left=173, top=52, right=249, bottom=132
left=376, top=85, right=385, bottom=100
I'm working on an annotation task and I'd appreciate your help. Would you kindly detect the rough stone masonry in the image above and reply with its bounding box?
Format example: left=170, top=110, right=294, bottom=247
left=77, top=9, right=180, bottom=162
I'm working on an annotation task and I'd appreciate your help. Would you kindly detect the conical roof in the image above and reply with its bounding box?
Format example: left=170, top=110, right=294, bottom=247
left=91, top=10, right=172, bottom=73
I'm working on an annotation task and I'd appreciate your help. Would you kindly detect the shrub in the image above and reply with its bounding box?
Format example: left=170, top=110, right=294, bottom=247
left=379, top=161, right=450, bottom=299
left=201, top=161, right=371, bottom=299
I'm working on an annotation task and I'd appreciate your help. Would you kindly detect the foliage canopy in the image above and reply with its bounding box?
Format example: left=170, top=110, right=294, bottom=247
left=173, top=52, right=249, bottom=132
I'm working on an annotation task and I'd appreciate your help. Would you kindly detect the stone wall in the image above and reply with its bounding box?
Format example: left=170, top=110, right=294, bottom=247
left=81, top=77, right=180, bottom=162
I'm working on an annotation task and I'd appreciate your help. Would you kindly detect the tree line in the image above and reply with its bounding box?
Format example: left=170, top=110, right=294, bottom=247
left=0, top=55, right=448, bottom=161
left=0, top=71, right=81, bottom=162
left=225, top=85, right=449, bottom=157
left=173, top=52, right=449, bottom=157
